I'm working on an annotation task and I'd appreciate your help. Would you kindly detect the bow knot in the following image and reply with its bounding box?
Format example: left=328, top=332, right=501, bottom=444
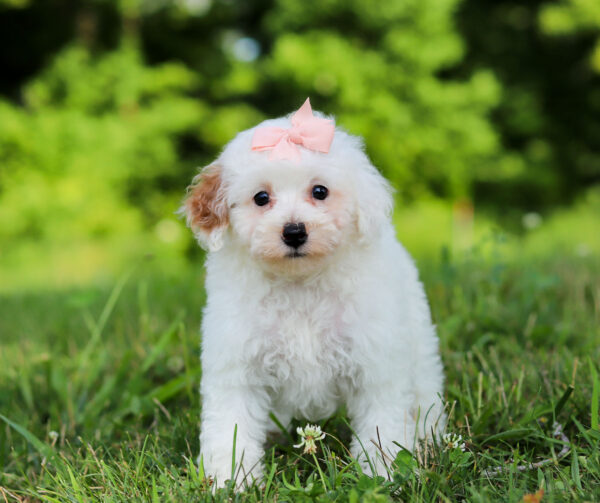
left=251, top=98, right=335, bottom=162
left=288, top=128, right=304, bottom=144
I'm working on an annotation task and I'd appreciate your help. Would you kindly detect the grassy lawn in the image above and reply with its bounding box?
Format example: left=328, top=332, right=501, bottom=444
left=1, top=250, right=599, bottom=502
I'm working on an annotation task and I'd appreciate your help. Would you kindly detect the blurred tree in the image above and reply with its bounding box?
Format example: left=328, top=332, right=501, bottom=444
left=0, top=42, right=205, bottom=272
left=455, top=0, right=600, bottom=210
left=0, top=0, right=121, bottom=99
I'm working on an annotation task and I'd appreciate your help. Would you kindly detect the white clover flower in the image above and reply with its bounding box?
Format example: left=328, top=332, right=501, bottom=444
left=294, top=424, right=326, bottom=455
left=442, top=432, right=466, bottom=452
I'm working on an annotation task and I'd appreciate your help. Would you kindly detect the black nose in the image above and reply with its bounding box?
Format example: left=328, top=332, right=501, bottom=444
left=282, top=222, right=307, bottom=248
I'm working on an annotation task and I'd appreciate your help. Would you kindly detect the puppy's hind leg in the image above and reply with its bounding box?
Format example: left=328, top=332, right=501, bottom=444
left=413, top=327, right=446, bottom=441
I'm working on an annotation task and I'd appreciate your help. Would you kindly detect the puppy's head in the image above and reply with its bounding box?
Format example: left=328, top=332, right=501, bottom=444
left=181, top=108, right=392, bottom=275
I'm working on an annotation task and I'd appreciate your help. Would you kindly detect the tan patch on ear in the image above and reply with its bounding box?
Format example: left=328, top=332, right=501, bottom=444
left=184, top=164, right=228, bottom=233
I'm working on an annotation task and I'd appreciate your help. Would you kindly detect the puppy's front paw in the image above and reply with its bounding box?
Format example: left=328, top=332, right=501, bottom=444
left=198, top=454, right=263, bottom=490
left=350, top=420, right=417, bottom=479
left=197, top=455, right=228, bottom=489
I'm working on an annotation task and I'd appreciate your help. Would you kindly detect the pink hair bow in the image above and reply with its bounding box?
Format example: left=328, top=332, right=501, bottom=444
left=251, top=98, right=335, bottom=162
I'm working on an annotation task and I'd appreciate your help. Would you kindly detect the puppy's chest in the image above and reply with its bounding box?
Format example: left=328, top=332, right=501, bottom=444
left=248, top=288, right=357, bottom=385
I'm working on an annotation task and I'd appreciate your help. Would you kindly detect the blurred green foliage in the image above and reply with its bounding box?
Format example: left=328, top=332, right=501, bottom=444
left=0, top=42, right=207, bottom=286
left=0, top=0, right=598, bottom=289
left=456, top=0, right=600, bottom=208
left=0, top=43, right=202, bottom=241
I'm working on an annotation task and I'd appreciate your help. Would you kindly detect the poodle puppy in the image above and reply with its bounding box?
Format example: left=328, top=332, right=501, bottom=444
left=181, top=99, right=445, bottom=487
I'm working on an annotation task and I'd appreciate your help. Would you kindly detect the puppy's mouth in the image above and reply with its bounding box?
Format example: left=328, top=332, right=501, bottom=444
left=286, top=250, right=307, bottom=258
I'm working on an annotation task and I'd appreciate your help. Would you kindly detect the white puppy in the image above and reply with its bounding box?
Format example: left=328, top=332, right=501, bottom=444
left=182, top=99, right=445, bottom=487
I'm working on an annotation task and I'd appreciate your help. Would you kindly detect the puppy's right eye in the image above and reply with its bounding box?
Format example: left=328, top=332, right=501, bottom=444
left=253, top=191, right=270, bottom=206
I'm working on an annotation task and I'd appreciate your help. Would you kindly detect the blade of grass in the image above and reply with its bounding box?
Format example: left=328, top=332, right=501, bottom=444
left=269, top=412, right=294, bottom=443
left=141, top=314, right=182, bottom=373
left=65, top=464, right=85, bottom=503
left=589, top=359, right=599, bottom=431
left=263, top=451, right=277, bottom=499
left=554, top=385, right=574, bottom=418
left=135, top=435, right=150, bottom=481
left=177, top=321, right=196, bottom=402
left=571, top=447, right=582, bottom=493
left=77, top=272, right=131, bottom=381
left=230, top=423, right=238, bottom=489
left=145, top=369, right=201, bottom=403
left=0, top=413, right=55, bottom=459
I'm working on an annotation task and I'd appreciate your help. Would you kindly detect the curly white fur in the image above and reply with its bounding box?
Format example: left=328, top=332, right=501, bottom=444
left=181, top=109, right=446, bottom=487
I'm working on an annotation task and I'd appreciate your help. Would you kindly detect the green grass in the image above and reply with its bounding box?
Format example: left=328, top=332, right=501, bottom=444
left=1, top=250, right=599, bottom=502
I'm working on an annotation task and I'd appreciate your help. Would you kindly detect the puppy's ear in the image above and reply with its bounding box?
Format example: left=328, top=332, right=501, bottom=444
left=355, top=161, right=394, bottom=241
left=180, top=163, right=229, bottom=252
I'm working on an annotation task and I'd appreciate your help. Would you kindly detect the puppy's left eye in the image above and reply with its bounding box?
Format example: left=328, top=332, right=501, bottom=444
left=253, top=191, right=270, bottom=206
left=312, top=185, right=328, bottom=200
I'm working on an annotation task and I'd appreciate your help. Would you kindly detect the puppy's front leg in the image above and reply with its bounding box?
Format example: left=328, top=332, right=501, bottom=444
left=199, top=382, right=269, bottom=488
left=347, top=383, right=416, bottom=477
